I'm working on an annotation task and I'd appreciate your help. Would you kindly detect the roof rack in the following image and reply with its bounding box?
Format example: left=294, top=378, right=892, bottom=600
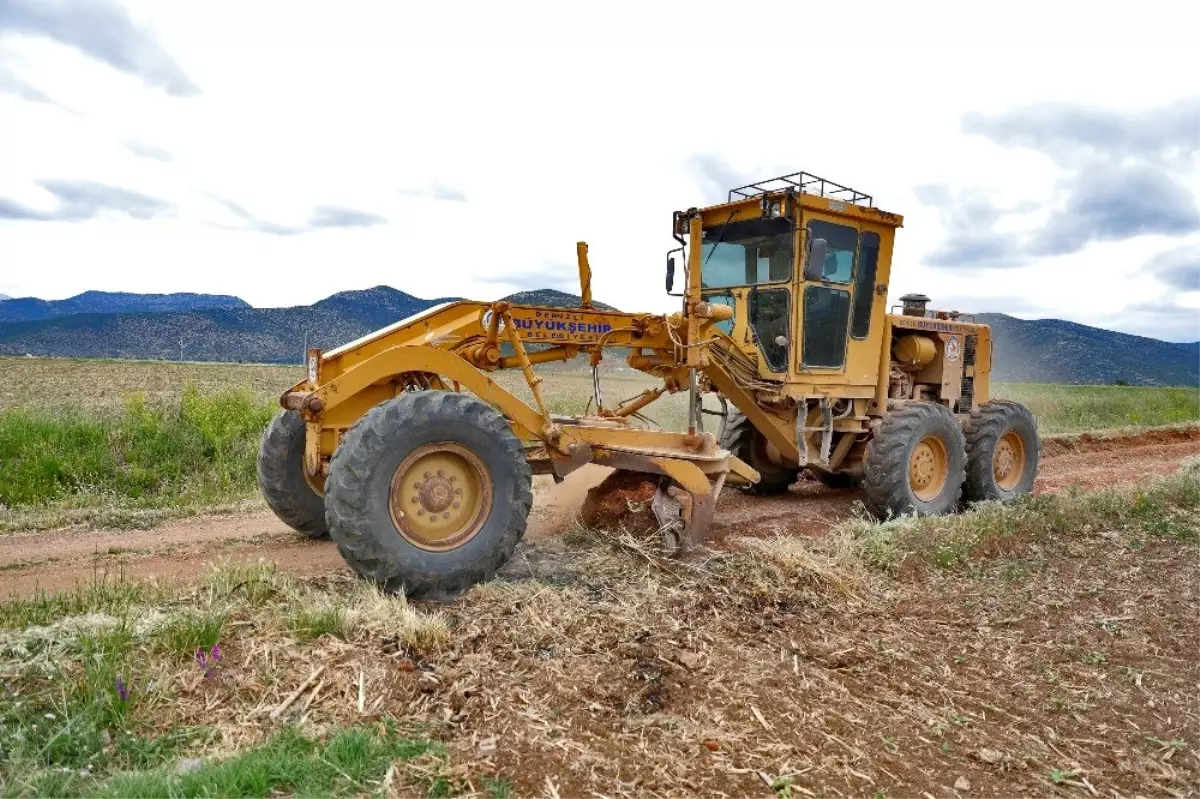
left=727, top=171, right=873, bottom=207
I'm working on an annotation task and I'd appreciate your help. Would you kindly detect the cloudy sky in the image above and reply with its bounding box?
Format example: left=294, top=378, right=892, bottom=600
left=1, top=0, right=1197, bottom=341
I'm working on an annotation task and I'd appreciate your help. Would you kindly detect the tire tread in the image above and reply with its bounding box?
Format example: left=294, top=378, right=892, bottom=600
left=963, top=400, right=1039, bottom=502
left=863, top=401, right=966, bottom=520
left=257, top=410, right=328, bottom=539
left=324, top=392, right=532, bottom=600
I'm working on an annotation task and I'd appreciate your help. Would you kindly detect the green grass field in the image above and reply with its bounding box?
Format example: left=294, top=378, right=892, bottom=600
left=989, top=382, right=1200, bottom=435
left=0, top=357, right=1196, bottom=530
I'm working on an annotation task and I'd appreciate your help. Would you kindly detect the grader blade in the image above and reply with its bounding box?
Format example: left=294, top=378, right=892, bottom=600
left=574, top=435, right=754, bottom=553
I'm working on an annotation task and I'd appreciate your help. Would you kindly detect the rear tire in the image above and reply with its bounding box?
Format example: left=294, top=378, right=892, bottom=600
left=963, top=400, right=1039, bottom=503
left=258, top=410, right=328, bottom=539
left=324, top=391, right=532, bottom=601
left=863, top=402, right=966, bottom=520
left=720, top=409, right=798, bottom=495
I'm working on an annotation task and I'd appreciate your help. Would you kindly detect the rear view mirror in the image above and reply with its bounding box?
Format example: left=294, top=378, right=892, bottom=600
left=666, top=255, right=676, bottom=293
left=804, top=237, right=827, bottom=282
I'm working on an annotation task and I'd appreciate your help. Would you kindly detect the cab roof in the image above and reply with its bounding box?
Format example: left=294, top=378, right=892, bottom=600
left=691, top=170, right=904, bottom=229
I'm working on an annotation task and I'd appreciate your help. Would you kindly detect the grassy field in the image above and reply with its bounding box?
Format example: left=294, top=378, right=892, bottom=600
left=0, top=356, right=1196, bottom=530
left=0, top=358, right=301, bottom=413
left=991, top=382, right=1200, bottom=434
left=0, top=464, right=1195, bottom=796
left=3, top=356, right=1196, bottom=432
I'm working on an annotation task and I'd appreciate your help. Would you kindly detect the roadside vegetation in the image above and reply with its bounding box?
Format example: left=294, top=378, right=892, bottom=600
left=1, top=463, right=1196, bottom=797
left=0, top=566, right=462, bottom=797
left=994, top=381, right=1200, bottom=434
left=0, top=389, right=273, bottom=531
left=845, top=458, right=1200, bottom=573
left=1, top=356, right=1197, bottom=532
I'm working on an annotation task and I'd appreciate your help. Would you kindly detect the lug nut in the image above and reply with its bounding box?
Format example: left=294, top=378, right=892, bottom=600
left=449, top=476, right=456, bottom=483
left=455, top=488, right=462, bottom=495
left=452, top=502, right=460, bottom=509
left=424, top=471, right=431, bottom=478
left=417, top=509, right=425, bottom=516
left=437, top=469, right=444, bottom=477
left=442, top=512, right=451, bottom=519
left=411, top=496, right=418, bottom=504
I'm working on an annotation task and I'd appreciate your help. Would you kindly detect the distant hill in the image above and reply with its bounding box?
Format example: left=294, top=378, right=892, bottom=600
left=0, top=287, right=614, bottom=364
left=0, top=290, right=249, bottom=324
left=981, top=313, right=1197, bottom=386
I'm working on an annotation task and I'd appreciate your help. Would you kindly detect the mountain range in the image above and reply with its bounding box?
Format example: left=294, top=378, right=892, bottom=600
left=975, top=314, right=1197, bottom=387
left=0, top=288, right=607, bottom=364
left=0, top=288, right=1194, bottom=386
left=0, top=290, right=248, bottom=324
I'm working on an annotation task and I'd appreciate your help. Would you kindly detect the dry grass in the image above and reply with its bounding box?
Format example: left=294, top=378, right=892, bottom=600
left=729, top=534, right=872, bottom=600
left=9, top=356, right=1193, bottom=434
left=0, top=356, right=688, bottom=427
left=2, top=466, right=1197, bottom=797
left=0, top=357, right=302, bottom=413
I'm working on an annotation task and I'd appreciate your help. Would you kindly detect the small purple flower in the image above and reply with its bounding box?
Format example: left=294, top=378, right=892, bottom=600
left=195, top=642, right=222, bottom=679
left=115, top=676, right=130, bottom=702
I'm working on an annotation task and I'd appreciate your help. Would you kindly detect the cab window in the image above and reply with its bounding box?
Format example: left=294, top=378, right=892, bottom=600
left=850, top=231, right=880, bottom=339
left=805, top=220, right=858, bottom=284
left=705, top=292, right=736, bottom=335
left=701, top=217, right=793, bottom=289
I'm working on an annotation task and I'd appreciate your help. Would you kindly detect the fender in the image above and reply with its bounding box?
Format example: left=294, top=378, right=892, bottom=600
left=310, top=345, right=548, bottom=443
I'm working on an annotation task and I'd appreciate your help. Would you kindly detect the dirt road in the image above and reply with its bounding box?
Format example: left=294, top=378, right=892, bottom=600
left=2, top=427, right=1195, bottom=597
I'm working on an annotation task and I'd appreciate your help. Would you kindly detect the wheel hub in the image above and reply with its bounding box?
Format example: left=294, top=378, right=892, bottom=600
left=416, top=475, right=455, bottom=514
left=993, top=430, right=1025, bottom=490
left=908, top=435, right=949, bottom=501
left=388, top=443, right=491, bottom=551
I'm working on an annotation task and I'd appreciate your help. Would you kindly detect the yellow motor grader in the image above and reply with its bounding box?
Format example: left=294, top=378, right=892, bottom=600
left=258, top=172, right=1039, bottom=599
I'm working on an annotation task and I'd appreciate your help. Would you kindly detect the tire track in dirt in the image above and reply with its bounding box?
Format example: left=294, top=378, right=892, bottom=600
left=2, top=427, right=1195, bottom=597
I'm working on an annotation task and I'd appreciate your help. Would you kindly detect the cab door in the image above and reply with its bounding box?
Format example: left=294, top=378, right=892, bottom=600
left=697, top=216, right=795, bottom=375
left=799, top=216, right=860, bottom=371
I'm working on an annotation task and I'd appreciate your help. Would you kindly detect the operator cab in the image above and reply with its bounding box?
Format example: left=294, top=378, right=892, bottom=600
left=669, top=171, right=903, bottom=387
left=696, top=214, right=795, bottom=371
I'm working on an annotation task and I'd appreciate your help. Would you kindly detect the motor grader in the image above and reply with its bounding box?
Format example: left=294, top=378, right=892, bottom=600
left=258, top=171, right=1039, bottom=599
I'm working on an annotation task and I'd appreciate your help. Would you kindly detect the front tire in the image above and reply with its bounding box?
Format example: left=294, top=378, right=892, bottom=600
left=258, top=410, right=328, bottom=539
left=324, top=391, right=532, bottom=601
left=719, top=410, right=799, bottom=495
left=863, top=402, right=966, bottom=520
left=963, top=400, right=1039, bottom=503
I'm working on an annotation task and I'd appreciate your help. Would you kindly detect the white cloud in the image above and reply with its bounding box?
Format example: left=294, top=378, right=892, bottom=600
left=0, top=0, right=1197, bottom=340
